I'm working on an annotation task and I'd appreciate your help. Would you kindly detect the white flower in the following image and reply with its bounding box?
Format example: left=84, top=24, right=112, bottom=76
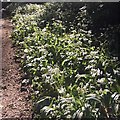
left=42, top=28, right=46, bottom=32
left=97, top=68, right=101, bottom=76
left=91, top=69, right=97, bottom=77
left=97, top=78, right=106, bottom=84
left=54, top=68, right=60, bottom=74
left=24, top=49, right=28, bottom=53
left=59, top=87, right=65, bottom=94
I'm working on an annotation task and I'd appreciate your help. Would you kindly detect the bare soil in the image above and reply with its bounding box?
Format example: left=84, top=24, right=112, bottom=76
left=0, top=19, right=32, bottom=119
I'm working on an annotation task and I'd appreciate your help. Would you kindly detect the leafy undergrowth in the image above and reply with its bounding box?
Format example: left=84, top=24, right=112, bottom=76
left=11, top=3, right=120, bottom=119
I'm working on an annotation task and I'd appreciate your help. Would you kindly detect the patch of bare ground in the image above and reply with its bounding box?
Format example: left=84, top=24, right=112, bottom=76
left=0, top=19, right=32, bottom=119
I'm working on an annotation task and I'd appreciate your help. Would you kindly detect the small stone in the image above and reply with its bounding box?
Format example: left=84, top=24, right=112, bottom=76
left=1, top=85, right=7, bottom=89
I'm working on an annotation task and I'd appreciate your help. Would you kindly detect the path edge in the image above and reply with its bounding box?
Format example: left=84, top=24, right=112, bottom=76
left=0, top=2, right=3, bottom=120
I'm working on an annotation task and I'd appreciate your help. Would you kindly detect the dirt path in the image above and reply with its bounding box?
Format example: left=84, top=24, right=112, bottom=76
left=0, top=19, right=32, bottom=119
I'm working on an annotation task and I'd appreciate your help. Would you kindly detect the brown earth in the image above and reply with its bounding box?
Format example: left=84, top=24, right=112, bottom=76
left=0, top=19, right=32, bottom=119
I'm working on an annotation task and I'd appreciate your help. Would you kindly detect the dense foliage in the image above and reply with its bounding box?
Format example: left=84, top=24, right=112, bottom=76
left=11, top=3, right=120, bottom=119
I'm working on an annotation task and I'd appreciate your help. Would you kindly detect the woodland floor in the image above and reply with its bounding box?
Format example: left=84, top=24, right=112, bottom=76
left=0, top=19, right=32, bottom=120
